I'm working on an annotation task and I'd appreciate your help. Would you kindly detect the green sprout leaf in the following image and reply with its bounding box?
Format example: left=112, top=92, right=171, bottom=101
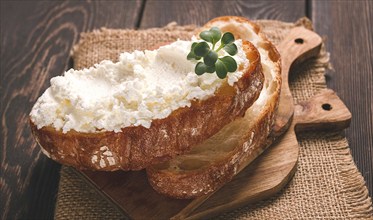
left=220, top=56, right=237, bottom=72
left=221, top=32, right=235, bottom=45
left=206, top=65, right=216, bottom=73
left=200, top=27, right=221, bottom=46
left=191, top=42, right=198, bottom=49
left=194, top=42, right=210, bottom=57
left=195, top=62, right=207, bottom=75
left=209, top=27, right=222, bottom=45
left=187, top=51, right=200, bottom=60
left=196, top=62, right=216, bottom=75
left=187, top=27, right=238, bottom=79
left=203, top=50, right=218, bottom=66
left=223, top=43, right=238, bottom=56
left=200, top=31, right=213, bottom=43
left=187, top=42, right=201, bottom=60
left=187, top=52, right=196, bottom=60
left=215, top=59, right=228, bottom=79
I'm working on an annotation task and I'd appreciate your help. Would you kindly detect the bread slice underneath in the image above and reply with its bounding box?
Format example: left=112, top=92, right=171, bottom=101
left=146, top=16, right=281, bottom=198
left=30, top=34, right=263, bottom=171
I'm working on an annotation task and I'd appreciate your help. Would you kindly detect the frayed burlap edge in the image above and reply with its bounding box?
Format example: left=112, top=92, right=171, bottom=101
left=334, top=136, right=373, bottom=217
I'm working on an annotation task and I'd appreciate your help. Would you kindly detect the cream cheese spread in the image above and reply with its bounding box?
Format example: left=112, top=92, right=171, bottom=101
left=30, top=39, right=248, bottom=133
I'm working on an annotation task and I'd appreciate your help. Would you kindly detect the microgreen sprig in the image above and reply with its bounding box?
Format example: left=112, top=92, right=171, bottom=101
left=187, top=27, right=238, bottom=79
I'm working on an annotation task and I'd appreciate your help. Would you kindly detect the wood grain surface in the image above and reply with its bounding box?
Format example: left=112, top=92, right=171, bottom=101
left=1, top=0, right=372, bottom=219
left=140, top=0, right=306, bottom=28
left=312, top=0, right=373, bottom=196
left=0, top=1, right=143, bottom=219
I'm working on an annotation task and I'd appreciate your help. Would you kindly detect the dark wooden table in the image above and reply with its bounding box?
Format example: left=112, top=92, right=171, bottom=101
left=1, top=1, right=372, bottom=219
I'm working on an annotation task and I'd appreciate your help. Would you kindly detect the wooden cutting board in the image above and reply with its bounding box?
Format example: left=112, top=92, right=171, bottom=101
left=77, top=27, right=352, bottom=219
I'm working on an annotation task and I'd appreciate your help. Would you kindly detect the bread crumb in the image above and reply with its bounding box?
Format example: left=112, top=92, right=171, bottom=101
left=107, top=157, right=116, bottom=166
left=100, top=158, right=106, bottom=168
left=91, top=155, right=98, bottom=164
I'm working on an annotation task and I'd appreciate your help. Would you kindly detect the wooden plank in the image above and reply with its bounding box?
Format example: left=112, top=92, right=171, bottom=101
left=312, top=0, right=373, bottom=197
left=140, top=0, right=306, bottom=28
left=0, top=1, right=143, bottom=219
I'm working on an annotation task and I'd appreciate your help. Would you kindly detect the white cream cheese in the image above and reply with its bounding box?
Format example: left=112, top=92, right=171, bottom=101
left=30, top=39, right=248, bottom=133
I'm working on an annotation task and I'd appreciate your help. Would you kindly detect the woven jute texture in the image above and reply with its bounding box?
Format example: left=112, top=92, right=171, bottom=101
left=55, top=19, right=373, bottom=219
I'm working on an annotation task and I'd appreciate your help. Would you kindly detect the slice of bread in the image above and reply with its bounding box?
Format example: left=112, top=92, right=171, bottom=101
left=29, top=28, right=264, bottom=171
left=146, top=16, right=281, bottom=198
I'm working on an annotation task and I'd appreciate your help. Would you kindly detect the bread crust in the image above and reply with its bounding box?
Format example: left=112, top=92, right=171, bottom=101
left=30, top=40, right=264, bottom=171
left=147, top=16, right=281, bottom=198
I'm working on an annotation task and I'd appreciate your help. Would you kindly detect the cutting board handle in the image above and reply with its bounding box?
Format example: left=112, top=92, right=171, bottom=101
left=274, top=27, right=323, bottom=135
left=278, top=27, right=324, bottom=72
left=294, top=89, right=352, bottom=132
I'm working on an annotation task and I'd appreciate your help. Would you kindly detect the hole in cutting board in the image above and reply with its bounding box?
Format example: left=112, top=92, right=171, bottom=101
left=322, top=103, right=332, bottom=111
left=295, top=38, right=304, bottom=44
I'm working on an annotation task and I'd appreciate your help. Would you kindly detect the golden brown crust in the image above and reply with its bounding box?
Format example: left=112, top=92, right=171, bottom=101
left=30, top=40, right=264, bottom=171
left=146, top=16, right=282, bottom=198
left=146, top=92, right=279, bottom=199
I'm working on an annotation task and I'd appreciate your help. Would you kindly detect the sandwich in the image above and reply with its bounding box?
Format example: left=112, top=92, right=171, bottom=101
left=29, top=16, right=265, bottom=173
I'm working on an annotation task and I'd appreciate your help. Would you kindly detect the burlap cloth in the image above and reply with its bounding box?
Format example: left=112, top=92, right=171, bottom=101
left=54, top=19, right=373, bottom=219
